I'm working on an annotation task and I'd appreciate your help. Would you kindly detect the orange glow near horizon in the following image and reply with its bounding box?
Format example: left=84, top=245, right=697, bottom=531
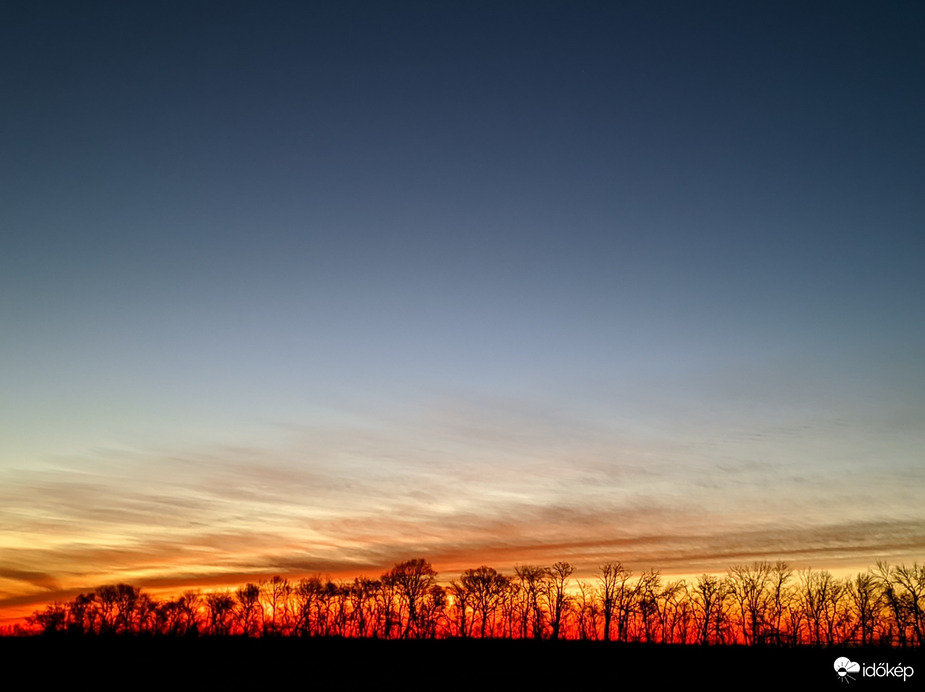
left=3, top=553, right=912, bottom=635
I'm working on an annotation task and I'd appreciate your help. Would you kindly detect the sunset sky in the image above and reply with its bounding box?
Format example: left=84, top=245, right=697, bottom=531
left=2, top=1, right=923, bottom=623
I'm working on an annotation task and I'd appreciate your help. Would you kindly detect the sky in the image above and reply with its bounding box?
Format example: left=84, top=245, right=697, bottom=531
left=2, top=1, right=924, bottom=622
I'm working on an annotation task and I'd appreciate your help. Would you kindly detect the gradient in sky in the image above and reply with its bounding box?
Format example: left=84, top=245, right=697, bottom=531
left=2, top=1, right=924, bottom=622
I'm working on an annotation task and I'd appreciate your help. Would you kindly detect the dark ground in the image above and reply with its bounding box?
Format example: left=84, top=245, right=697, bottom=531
left=3, top=637, right=921, bottom=688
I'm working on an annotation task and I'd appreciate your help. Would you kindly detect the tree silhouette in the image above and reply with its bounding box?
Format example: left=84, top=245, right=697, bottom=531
left=20, top=557, right=925, bottom=647
left=69, top=592, right=96, bottom=635
left=729, top=562, right=772, bottom=645
left=575, top=579, right=600, bottom=640
left=635, top=569, right=661, bottom=643
left=348, top=577, right=380, bottom=638
left=235, top=583, right=262, bottom=636
left=92, top=584, right=139, bottom=635
left=656, top=579, right=688, bottom=644
left=692, top=574, right=727, bottom=645
left=293, top=576, right=319, bottom=637
left=847, top=572, right=881, bottom=646
left=544, top=562, right=574, bottom=640
left=452, top=566, right=510, bottom=638
left=26, top=602, right=68, bottom=635
left=178, top=590, right=202, bottom=636
left=260, top=576, right=292, bottom=635
left=448, top=578, right=473, bottom=638
left=383, top=559, right=438, bottom=639
left=766, top=562, right=793, bottom=646
left=873, top=561, right=925, bottom=646
left=891, top=563, right=925, bottom=646
left=597, top=562, right=624, bottom=642
left=796, top=567, right=846, bottom=646
left=205, top=592, right=235, bottom=635
left=514, top=564, right=546, bottom=639
left=135, top=592, right=158, bottom=634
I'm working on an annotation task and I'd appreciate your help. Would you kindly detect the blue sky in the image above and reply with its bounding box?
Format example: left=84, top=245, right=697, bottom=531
left=1, top=1, right=923, bottom=618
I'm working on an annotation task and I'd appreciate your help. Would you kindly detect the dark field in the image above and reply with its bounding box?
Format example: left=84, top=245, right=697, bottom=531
left=4, top=638, right=921, bottom=688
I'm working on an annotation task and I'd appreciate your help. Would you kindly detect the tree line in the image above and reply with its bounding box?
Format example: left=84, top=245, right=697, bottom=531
left=23, top=559, right=925, bottom=646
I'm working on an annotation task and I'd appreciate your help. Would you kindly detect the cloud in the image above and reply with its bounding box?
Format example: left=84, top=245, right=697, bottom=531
left=0, top=568, right=60, bottom=591
left=2, top=394, right=922, bottom=621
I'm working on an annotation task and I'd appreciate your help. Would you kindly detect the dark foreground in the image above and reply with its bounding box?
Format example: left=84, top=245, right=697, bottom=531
left=3, top=637, right=921, bottom=688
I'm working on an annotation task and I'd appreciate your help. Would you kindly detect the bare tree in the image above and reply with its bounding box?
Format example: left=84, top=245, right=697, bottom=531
left=260, top=576, right=292, bottom=635
left=178, top=590, right=202, bottom=636
left=24, top=557, right=925, bottom=646
left=26, top=602, right=68, bottom=635
left=847, top=572, right=881, bottom=646
left=544, top=562, right=574, bottom=640
left=514, top=564, right=547, bottom=639
left=575, top=580, right=600, bottom=640
left=135, top=592, right=159, bottom=635
left=448, top=575, right=474, bottom=638
left=597, top=562, right=629, bottom=642
left=796, top=568, right=846, bottom=646
left=93, top=584, right=139, bottom=635
left=235, top=583, right=262, bottom=636
left=383, top=559, right=438, bottom=639
left=873, top=562, right=925, bottom=646
left=293, top=576, right=322, bottom=637
left=692, top=574, right=727, bottom=645
left=452, top=566, right=510, bottom=638
left=205, top=592, right=235, bottom=635
left=634, top=569, right=661, bottom=643
left=417, top=584, right=447, bottom=639
left=766, top=561, right=793, bottom=646
left=656, top=579, right=688, bottom=644
left=68, top=592, right=97, bottom=635
left=892, top=563, right=925, bottom=646
left=728, top=562, right=773, bottom=645
left=347, top=576, right=380, bottom=638
left=611, top=565, right=637, bottom=643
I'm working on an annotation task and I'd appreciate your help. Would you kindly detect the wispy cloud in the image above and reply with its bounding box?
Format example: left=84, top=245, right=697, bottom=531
left=3, top=394, right=921, bottom=623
